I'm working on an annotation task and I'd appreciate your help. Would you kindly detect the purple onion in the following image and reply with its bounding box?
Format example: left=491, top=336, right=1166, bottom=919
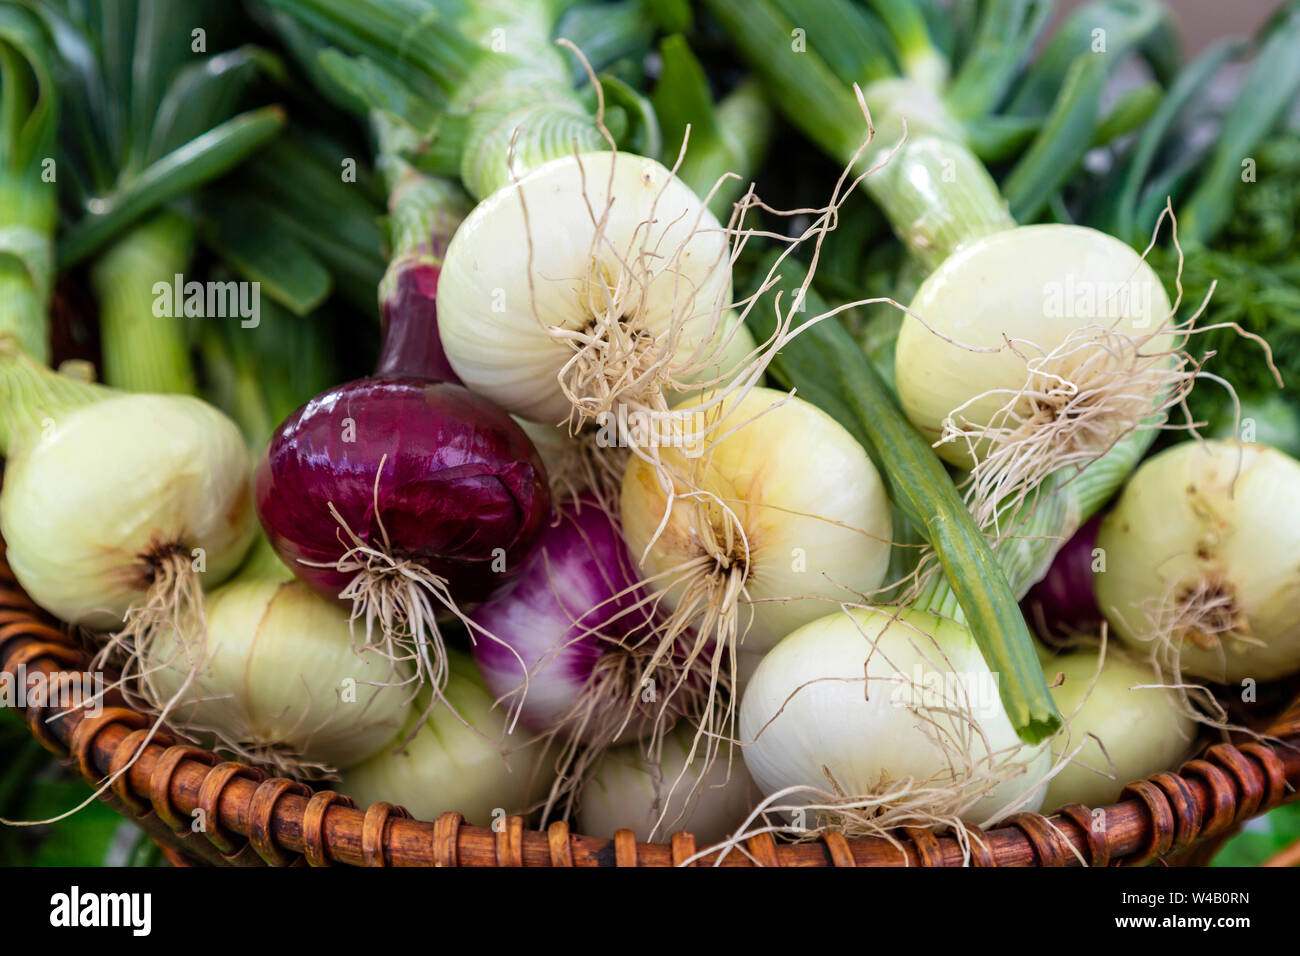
left=472, top=500, right=661, bottom=738
left=1022, top=514, right=1105, bottom=638
left=256, top=378, right=550, bottom=603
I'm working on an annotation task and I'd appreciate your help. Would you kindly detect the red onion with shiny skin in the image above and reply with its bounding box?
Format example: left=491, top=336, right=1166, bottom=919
left=256, top=379, right=550, bottom=602
left=255, top=176, right=550, bottom=694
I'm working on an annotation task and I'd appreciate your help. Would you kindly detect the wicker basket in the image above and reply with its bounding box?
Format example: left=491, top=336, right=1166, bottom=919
left=3, top=545, right=1298, bottom=867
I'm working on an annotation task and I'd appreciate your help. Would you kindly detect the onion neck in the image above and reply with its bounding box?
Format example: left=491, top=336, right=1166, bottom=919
left=0, top=337, right=110, bottom=456
left=0, top=177, right=56, bottom=364
left=91, top=211, right=197, bottom=395
left=375, top=166, right=469, bottom=381
left=860, top=79, right=1015, bottom=272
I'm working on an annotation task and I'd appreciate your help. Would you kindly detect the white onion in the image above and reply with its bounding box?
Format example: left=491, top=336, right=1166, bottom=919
left=621, top=385, right=894, bottom=657
left=740, top=606, right=1049, bottom=828
left=1094, top=439, right=1300, bottom=682
left=577, top=729, right=759, bottom=844
left=437, top=151, right=735, bottom=426
left=1, top=390, right=255, bottom=628
left=340, top=650, right=550, bottom=826
left=894, top=224, right=1174, bottom=470
left=147, top=575, right=414, bottom=773
left=1042, top=647, right=1193, bottom=810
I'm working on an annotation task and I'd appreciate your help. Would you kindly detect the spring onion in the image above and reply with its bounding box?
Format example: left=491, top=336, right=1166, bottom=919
left=740, top=606, right=1049, bottom=833
left=145, top=572, right=414, bottom=777
left=472, top=498, right=702, bottom=817
left=339, top=649, right=549, bottom=826
left=1094, top=439, right=1300, bottom=684
left=256, top=375, right=552, bottom=697
left=622, top=384, right=892, bottom=650
left=1042, top=645, right=1193, bottom=810
left=0, top=337, right=255, bottom=666
left=577, top=727, right=758, bottom=844
left=437, top=149, right=737, bottom=428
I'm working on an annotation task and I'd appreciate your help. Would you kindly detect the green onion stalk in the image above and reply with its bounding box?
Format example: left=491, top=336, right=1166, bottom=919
left=31, top=0, right=287, bottom=393
left=0, top=5, right=57, bottom=364
left=1082, top=8, right=1300, bottom=452
left=203, top=134, right=390, bottom=322
left=1086, top=5, right=1300, bottom=248
left=371, top=119, right=472, bottom=383
left=90, top=210, right=197, bottom=395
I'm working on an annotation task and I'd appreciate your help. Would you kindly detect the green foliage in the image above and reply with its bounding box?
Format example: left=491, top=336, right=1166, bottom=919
left=0, top=706, right=161, bottom=866
left=1214, top=803, right=1300, bottom=867
left=1146, top=136, right=1300, bottom=431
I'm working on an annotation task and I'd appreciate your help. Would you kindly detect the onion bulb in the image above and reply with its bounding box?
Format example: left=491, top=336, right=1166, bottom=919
left=437, top=151, right=737, bottom=431
left=621, top=385, right=893, bottom=660
left=577, top=729, right=758, bottom=844
left=256, top=378, right=551, bottom=696
left=0, top=340, right=254, bottom=648
left=1042, top=646, right=1193, bottom=810
left=740, top=607, right=1049, bottom=831
left=146, top=574, right=414, bottom=775
left=1022, top=514, right=1105, bottom=641
left=340, top=650, right=549, bottom=825
left=1094, top=439, right=1300, bottom=683
left=472, top=500, right=660, bottom=741
left=471, top=499, right=705, bottom=817
left=894, top=224, right=1177, bottom=513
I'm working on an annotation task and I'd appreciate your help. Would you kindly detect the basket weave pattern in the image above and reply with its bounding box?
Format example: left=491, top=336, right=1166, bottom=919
left=3, top=546, right=1298, bottom=867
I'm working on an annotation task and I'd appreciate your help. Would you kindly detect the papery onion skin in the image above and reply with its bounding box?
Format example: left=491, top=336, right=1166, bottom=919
left=1, top=393, right=255, bottom=628
left=339, top=650, right=549, bottom=826
left=1042, top=647, right=1193, bottom=811
left=472, top=500, right=652, bottom=737
left=255, top=378, right=551, bottom=602
left=436, top=151, right=734, bottom=424
left=577, top=727, right=759, bottom=844
left=894, top=224, right=1174, bottom=468
left=148, top=576, right=414, bottom=771
left=1094, top=439, right=1300, bottom=682
left=740, top=606, right=1049, bottom=826
left=620, top=386, right=894, bottom=654
left=1022, top=515, right=1104, bottom=639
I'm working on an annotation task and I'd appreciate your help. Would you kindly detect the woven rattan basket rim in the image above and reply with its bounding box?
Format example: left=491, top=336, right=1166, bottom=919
left=3, top=547, right=1298, bottom=867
